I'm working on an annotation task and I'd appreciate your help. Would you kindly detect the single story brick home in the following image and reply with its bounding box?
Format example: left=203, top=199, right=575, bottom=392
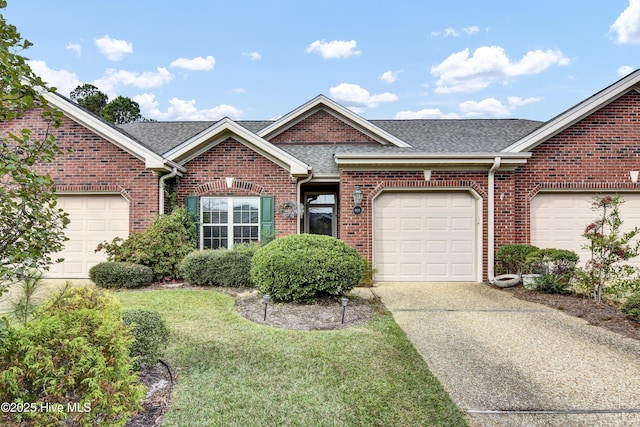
left=19, top=70, right=640, bottom=281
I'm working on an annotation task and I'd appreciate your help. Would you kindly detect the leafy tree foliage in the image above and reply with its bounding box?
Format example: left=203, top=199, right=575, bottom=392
left=70, top=84, right=143, bottom=124
left=0, top=0, right=69, bottom=292
left=69, top=83, right=108, bottom=114
left=101, top=95, right=142, bottom=124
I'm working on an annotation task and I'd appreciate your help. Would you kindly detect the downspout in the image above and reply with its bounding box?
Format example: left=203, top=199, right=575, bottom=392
left=159, top=166, right=179, bottom=215
left=296, top=171, right=313, bottom=234
left=487, top=157, right=501, bottom=284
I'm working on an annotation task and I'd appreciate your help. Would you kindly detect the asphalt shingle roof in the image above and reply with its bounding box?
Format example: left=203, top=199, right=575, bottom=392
left=117, top=118, right=544, bottom=174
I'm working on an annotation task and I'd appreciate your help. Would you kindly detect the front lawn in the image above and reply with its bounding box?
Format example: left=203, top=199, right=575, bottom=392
left=117, top=290, right=466, bottom=427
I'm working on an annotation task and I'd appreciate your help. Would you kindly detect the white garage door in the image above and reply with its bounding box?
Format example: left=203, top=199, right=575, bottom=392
left=374, top=192, right=478, bottom=281
left=531, top=192, right=640, bottom=266
left=46, top=195, right=130, bottom=279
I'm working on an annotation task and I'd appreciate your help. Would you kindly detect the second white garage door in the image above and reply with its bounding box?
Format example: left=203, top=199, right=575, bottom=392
left=46, top=194, right=130, bottom=279
left=374, top=192, right=479, bottom=281
left=531, top=192, right=640, bottom=266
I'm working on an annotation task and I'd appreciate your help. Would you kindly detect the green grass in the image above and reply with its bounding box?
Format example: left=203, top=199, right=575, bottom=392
left=117, top=290, right=466, bottom=427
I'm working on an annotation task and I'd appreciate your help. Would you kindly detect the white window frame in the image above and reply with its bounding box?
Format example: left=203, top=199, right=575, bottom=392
left=200, top=196, right=260, bottom=249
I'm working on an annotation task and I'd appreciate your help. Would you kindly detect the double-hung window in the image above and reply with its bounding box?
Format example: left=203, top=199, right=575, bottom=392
left=201, top=197, right=260, bottom=249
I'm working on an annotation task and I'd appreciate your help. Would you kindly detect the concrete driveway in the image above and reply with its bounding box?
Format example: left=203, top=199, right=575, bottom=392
left=371, top=282, right=640, bottom=427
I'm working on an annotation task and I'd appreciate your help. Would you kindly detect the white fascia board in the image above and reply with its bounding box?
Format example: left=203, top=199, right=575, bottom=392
left=334, top=152, right=530, bottom=170
left=258, top=95, right=412, bottom=148
left=504, top=69, right=640, bottom=153
left=166, top=118, right=310, bottom=177
left=44, top=92, right=171, bottom=172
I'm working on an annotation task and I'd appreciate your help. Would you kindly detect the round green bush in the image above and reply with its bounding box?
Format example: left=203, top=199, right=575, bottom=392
left=179, top=245, right=256, bottom=287
left=621, top=292, right=640, bottom=321
left=0, top=287, right=144, bottom=426
left=250, top=234, right=365, bottom=302
left=122, top=309, right=169, bottom=373
left=89, top=261, right=154, bottom=289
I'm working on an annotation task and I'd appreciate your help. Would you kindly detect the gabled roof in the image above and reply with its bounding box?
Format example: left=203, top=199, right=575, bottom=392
left=258, top=95, right=412, bottom=148
left=42, top=91, right=174, bottom=172
left=163, top=118, right=310, bottom=177
left=504, top=69, right=640, bottom=152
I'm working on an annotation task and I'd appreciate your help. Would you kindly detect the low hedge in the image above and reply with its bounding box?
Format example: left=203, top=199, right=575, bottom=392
left=122, top=309, right=169, bottom=373
left=89, top=261, right=154, bottom=289
left=250, top=234, right=364, bottom=303
left=179, top=244, right=257, bottom=287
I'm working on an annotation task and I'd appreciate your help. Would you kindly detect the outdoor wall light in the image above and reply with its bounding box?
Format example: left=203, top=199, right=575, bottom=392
left=341, top=297, right=349, bottom=325
left=631, top=171, right=639, bottom=183
left=262, top=294, right=271, bottom=321
left=352, top=185, right=364, bottom=215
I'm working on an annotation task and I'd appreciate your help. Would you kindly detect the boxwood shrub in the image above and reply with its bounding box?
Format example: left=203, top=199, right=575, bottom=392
left=179, top=243, right=257, bottom=287
left=89, top=261, right=154, bottom=289
left=250, top=234, right=365, bottom=302
left=122, top=309, right=169, bottom=373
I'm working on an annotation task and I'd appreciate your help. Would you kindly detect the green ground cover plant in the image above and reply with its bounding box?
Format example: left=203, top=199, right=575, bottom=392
left=117, top=290, right=466, bottom=427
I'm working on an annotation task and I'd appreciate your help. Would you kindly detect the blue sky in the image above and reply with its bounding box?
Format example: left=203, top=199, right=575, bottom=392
left=4, top=1, right=640, bottom=122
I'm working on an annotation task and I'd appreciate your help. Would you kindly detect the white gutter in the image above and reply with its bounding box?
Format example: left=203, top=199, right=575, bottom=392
left=296, top=171, right=314, bottom=233
left=158, top=166, right=179, bottom=214
left=487, top=157, right=501, bottom=284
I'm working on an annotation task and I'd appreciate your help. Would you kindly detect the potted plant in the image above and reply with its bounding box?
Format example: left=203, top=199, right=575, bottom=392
left=494, top=244, right=539, bottom=287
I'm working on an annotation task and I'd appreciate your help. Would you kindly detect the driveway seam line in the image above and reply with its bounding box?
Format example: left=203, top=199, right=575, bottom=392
left=466, top=408, right=640, bottom=415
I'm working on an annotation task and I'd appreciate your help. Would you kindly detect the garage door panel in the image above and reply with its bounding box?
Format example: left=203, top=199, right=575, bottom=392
left=531, top=193, right=640, bottom=267
left=374, top=192, right=478, bottom=281
left=47, top=195, right=130, bottom=279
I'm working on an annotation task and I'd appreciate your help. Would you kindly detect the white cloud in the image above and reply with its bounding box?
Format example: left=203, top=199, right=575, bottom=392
left=231, top=88, right=247, bottom=93
left=135, top=93, right=243, bottom=121
left=394, top=108, right=460, bottom=119
left=242, top=51, right=262, bottom=61
left=66, top=43, right=81, bottom=56
left=431, top=46, right=569, bottom=93
left=27, top=60, right=81, bottom=95
left=444, top=27, right=459, bottom=37
left=170, top=55, right=215, bottom=71
left=306, top=40, right=361, bottom=59
left=379, top=70, right=401, bottom=83
left=94, top=67, right=172, bottom=96
left=610, top=0, right=640, bottom=44
left=459, top=96, right=543, bottom=118
left=329, top=83, right=398, bottom=112
left=94, top=35, right=133, bottom=61
left=618, top=65, right=636, bottom=76
left=507, top=96, right=542, bottom=106
left=463, top=26, right=480, bottom=35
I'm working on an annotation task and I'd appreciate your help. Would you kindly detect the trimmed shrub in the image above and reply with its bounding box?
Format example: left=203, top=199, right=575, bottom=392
left=89, top=261, right=154, bottom=289
left=250, top=234, right=365, bottom=303
left=495, top=244, right=539, bottom=274
left=179, top=244, right=256, bottom=287
left=122, top=309, right=169, bottom=373
left=96, top=206, right=197, bottom=281
left=531, top=248, right=579, bottom=294
left=0, top=287, right=144, bottom=427
left=621, top=292, right=640, bottom=322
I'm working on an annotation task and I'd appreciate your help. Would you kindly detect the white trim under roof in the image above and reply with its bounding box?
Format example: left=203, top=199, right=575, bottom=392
left=43, top=91, right=171, bottom=172
left=258, top=95, right=412, bottom=148
left=334, top=152, right=530, bottom=171
left=165, top=117, right=311, bottom=177
left=504, top=69, right=640, bottom=153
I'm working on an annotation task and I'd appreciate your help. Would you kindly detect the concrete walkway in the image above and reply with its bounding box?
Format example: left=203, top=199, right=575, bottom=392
left=370, top=282, right=640, bottom=427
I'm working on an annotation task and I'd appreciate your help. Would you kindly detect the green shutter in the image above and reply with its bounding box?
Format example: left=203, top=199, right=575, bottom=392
left=184, top=196, right=199, bottom=244
left=260, top=196, right=275, bottom=244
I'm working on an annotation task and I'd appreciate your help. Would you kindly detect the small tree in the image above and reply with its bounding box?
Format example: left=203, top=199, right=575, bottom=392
left=69, top=83, right=108, bottom=114
left=0, top=0, right=68, bottom=292
left=577, top=195, right=640, bottom=303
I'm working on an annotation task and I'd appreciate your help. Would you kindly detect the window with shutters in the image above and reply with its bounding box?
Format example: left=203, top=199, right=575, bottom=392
left=201, top=197, right=260, bottom=249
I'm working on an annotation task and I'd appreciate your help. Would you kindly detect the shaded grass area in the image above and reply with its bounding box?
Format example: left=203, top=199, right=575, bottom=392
left=117, top=290, right=466, bottom=427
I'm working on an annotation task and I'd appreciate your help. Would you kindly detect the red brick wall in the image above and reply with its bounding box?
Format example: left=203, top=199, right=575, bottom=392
left=269, top=109, right=378, bottom=144
left=339, top=170, right=490, bottom=279
left=177, top=138, right=299, bottom=237
left=1, top=110, right=159, bottom=232
left=503, top=91, right=640, bottom=246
